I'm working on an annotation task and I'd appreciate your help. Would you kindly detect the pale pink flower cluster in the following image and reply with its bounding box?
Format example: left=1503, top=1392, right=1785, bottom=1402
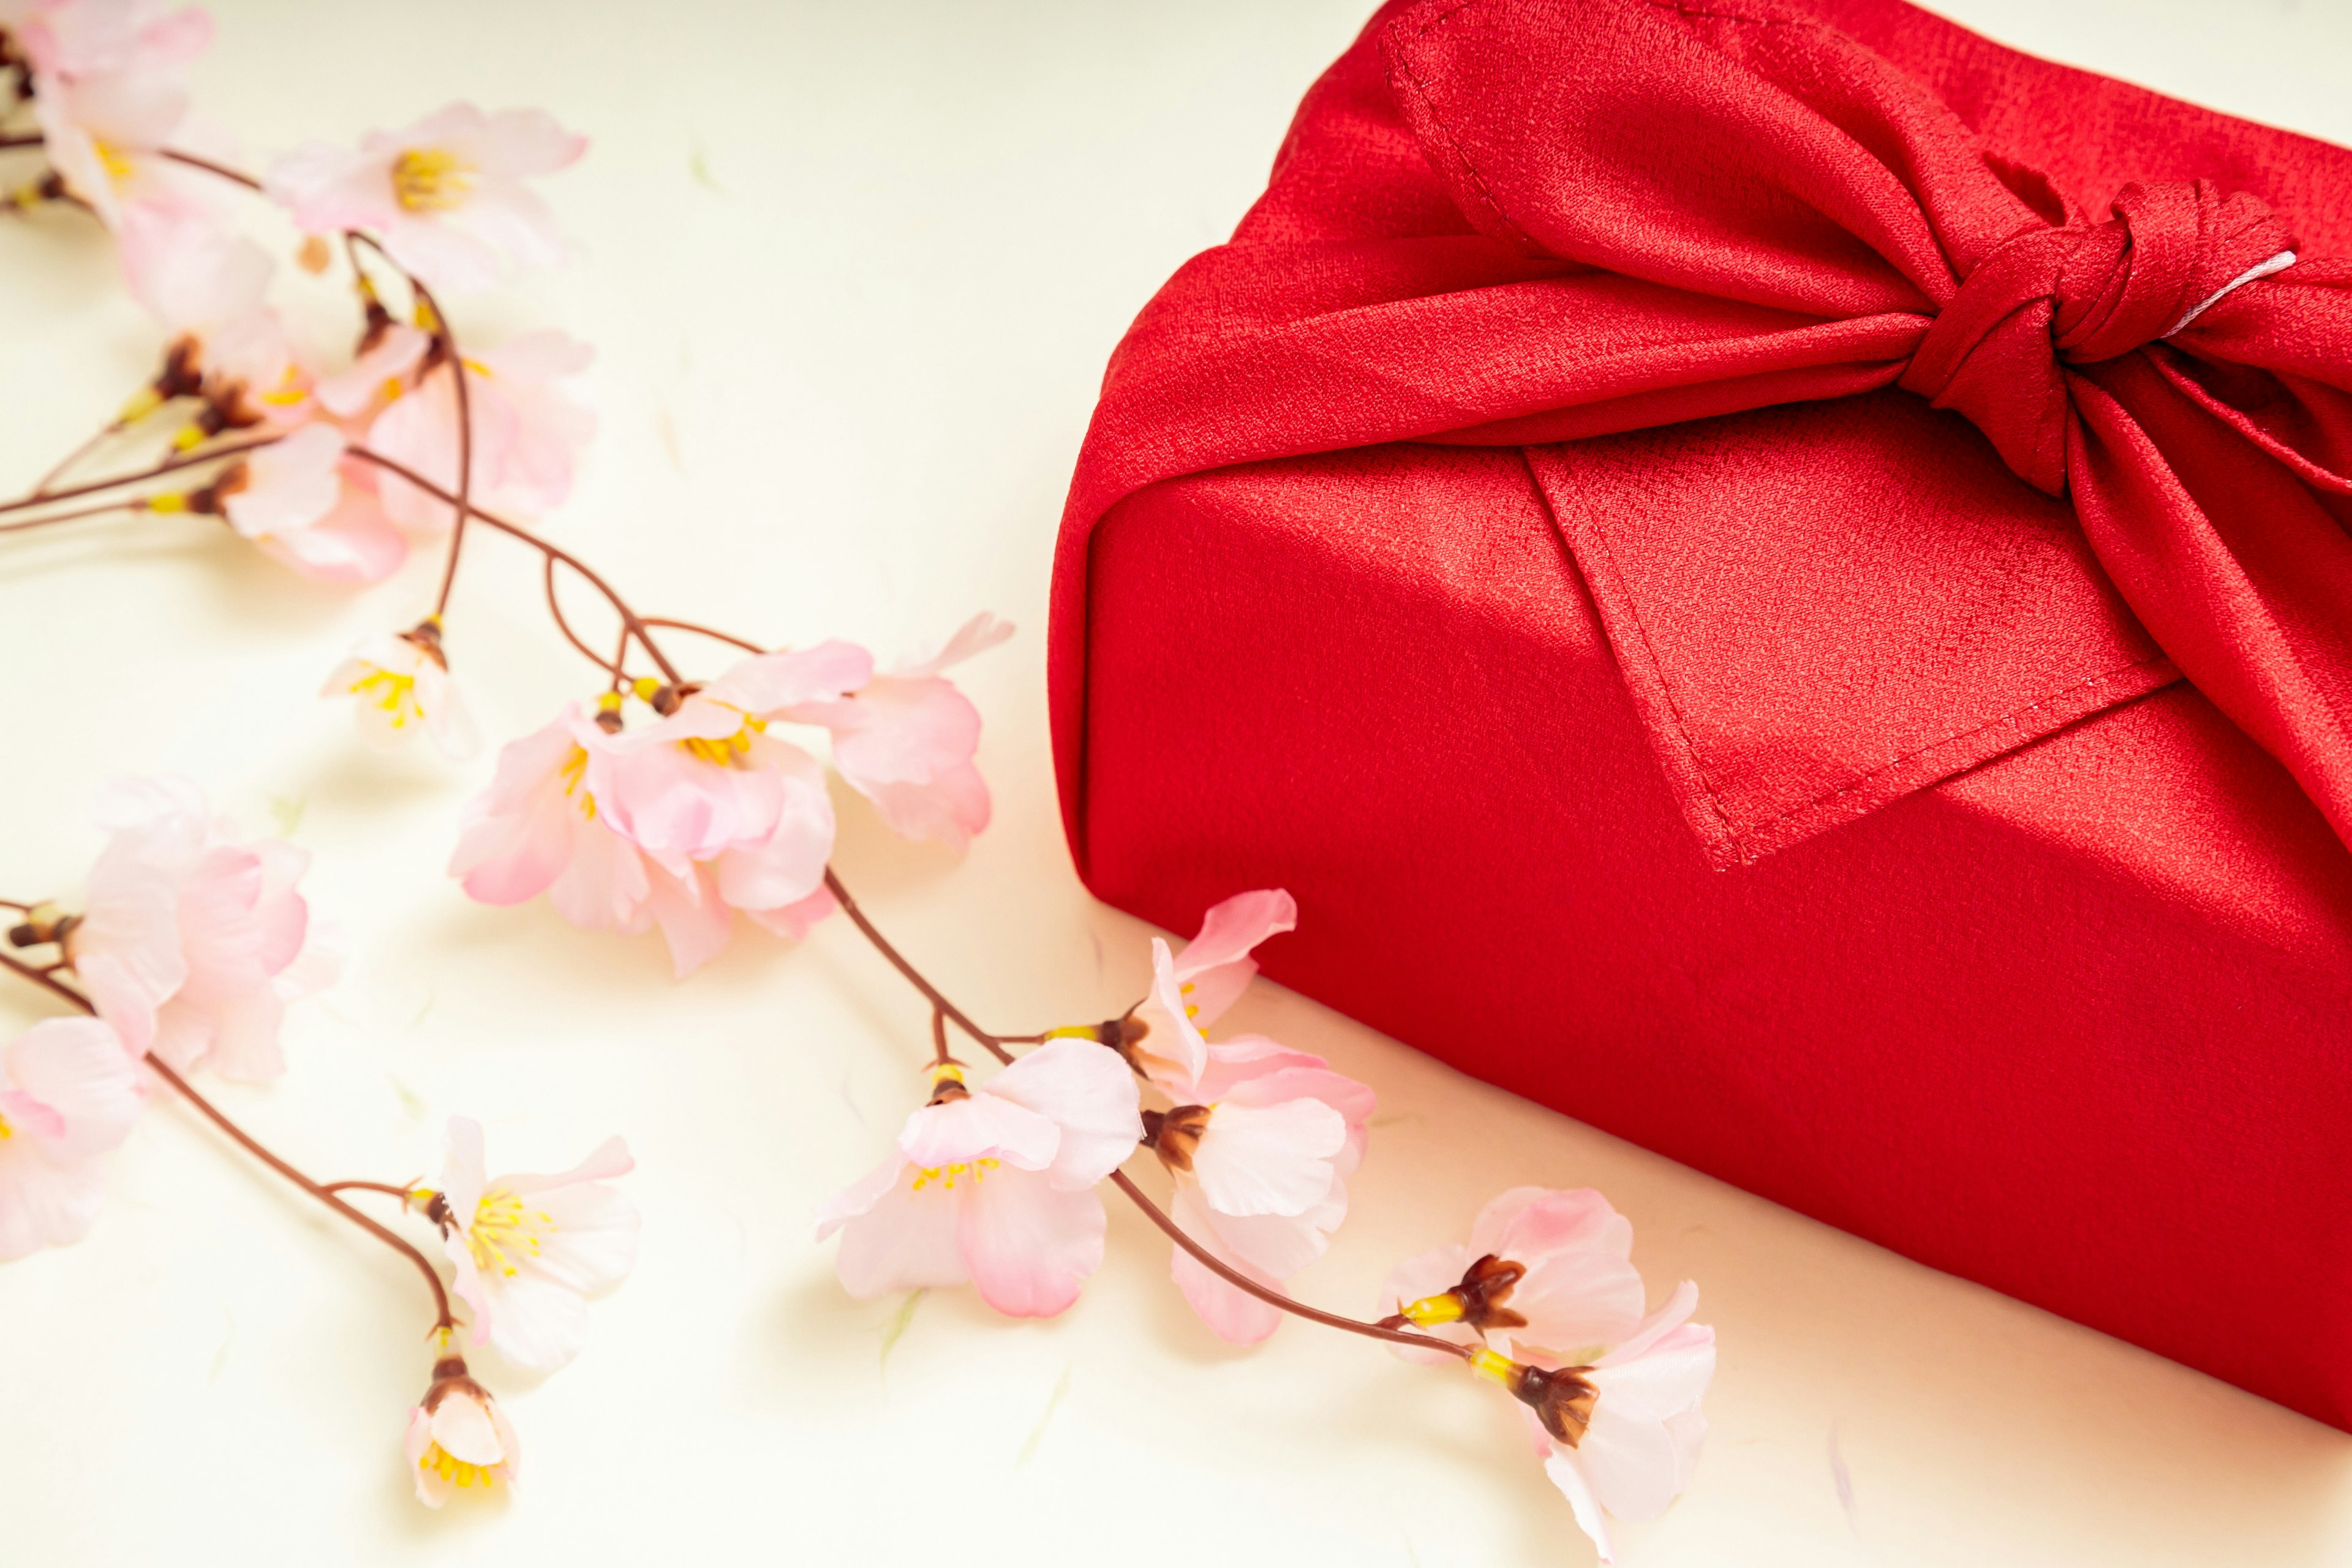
left=1383, top=1189, right=1716, bottom=1562
left=66, top=775, right=337, bottom=1080
left=0, top=1016, right=142, bottom=1260
left=10, top=0, right=213, bottom=230
left=1128, top=890, right=1376, bottom=1344
left=453, top=616, right=1011, bottom=975
left=0, top=777, right=333, bottom=1260
left=2, top=32, right=594, bottom=589
left=816, top=1041, right=1142, bottom=1316
left=812, top=889, right=1376, bottom=1346
left=268, top=103, right=586, bottom=295
left=396, top=1117, right=637, bottom=1506
left=428, top=1116, right=639, bottom=1374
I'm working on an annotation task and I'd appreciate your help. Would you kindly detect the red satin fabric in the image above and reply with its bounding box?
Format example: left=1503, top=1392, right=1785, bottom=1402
left=1055, top=0, right=2352, bottom=866
left=1052, top=0, right=2352, bottom=1420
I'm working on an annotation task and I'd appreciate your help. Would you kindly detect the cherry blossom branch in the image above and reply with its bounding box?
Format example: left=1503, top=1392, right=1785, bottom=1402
left=1109, top=1170, right=1471, bottom=1358
left=0, top=435, right=282, bottom=516
left=0, top=948, right=456, bottom=1334
left=340, top=446, right=685, bottom=685
left=639, top=617, right=764, bottom=656
left=817, top=867, right=1458, bottom=1358
left=345, top=233, right=473, bottom=620
left=5, top=119, right=1472, bottom=1384
left=0, top=500, right=138, bottom=533
left=823, top=867, right=1014, bottom=1059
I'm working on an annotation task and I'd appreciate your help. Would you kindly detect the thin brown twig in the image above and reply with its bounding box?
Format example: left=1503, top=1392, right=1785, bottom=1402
left=639, top=617, right=765, bottom=655
left=1108, top=1170, right=1471, bottom=1359
left=545, top=552, right=625, bottom=677
left=0, top=950, right=456, bottom=1334
left=930, top=1006, right=954, bottom=1068
left=322, top=1180, right=420, bottom=1200
left=31, top=421, right=122, bottom=498
left=342, top=445, right=684, bottom=684
left=159, top=147, right=262, bottom=192
left=0, top=500, right=142, bottom=535
left=823, top=867, right=1009, bottom=1060
left=0, top=435, right=280, bottom=516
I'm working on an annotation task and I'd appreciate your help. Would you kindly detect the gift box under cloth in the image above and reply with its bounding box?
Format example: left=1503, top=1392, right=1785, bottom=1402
left=1050, top=0, right=2352, bottom=1428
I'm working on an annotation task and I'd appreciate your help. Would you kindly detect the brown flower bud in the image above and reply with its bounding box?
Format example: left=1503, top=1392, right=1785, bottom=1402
left=1400, top=1252, right=1530, bottom=1333
left=1472, top=1347, right=1598, bottom=1447
left=1143, top=1104, right=1211, bottom=1173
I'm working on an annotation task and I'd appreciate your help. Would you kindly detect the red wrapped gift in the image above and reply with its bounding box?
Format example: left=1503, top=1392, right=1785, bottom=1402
left=1051, top=0, right=2352, bottom=1427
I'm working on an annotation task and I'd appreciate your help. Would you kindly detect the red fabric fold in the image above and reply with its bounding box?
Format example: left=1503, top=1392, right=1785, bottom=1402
left=1053, top=0, right=2352, bottom=867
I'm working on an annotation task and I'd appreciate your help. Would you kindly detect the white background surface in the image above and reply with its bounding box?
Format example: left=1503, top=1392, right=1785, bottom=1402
left=5, top=1, right=2351, bottom=1563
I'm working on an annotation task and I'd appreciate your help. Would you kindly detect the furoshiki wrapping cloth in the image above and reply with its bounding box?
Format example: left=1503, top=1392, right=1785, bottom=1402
left=1052, top=0, right=2352, bottom=1427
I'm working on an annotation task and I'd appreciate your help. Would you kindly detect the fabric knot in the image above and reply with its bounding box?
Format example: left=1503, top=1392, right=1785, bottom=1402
left=1898, top=180, right=2297, bottom=494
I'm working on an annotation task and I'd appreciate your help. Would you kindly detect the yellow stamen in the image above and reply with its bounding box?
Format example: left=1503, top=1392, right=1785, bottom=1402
left=421, top=1443, right=500, bottom=1490
left=91, top=139, right=136, bottom=184
left=559, top=744, right=596, bottom=820
left=467, top=1188, right=557, bottom=1280
left=909, top=1156, right=1000, bottom=1193
left=347, top=667, right=421, bottom=728
left=392, top=148, right=475, bottom=213
left=1402, top=1292, right=1467, bottom=1328
left=679, top=707, right=766, bottom=767
left=0, top=1111, right=13, bottom=1140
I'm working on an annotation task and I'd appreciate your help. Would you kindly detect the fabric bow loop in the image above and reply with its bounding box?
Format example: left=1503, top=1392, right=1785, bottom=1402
left=1898, top=181, right=2300, bottom=495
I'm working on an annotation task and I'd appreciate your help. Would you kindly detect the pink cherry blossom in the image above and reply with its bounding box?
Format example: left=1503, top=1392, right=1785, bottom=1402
left=202, top=423, right=404, bottom=584
left=312, top=318, right=433, bottom=423
left=1123, top=889, right=1296, bottom=1091
left=1152, top=1039, right=1375, bottom=1345
left=1501, top=1283, right=1716, bottom=1564
left=786, top=613, right=1012, bottom=846
left=366, top=330, right=595, bottom=533
left=405, top=1357, right=519, bottom=1507
left=1379, top=1188, right=1648, bottom=1366
left=115, top=207, right=313, bottom=436
left=21, top=0, right=213, bottom=230
left=266, top=102, right=585, bottom=293
left=0, top=1016, right=143, bottom=1260
left=429, top=1116, right=637, bottom=1373
left=323, top=622, right=480, bottom=758
left=448, top=704, right=670, bottom=948
left=816, top=1040, right=1143, bottom=1317
left=63, top=776, right=337, bottom=1080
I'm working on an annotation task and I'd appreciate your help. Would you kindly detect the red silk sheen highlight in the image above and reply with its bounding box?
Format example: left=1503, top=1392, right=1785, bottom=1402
left=1053, top=0, right=2352, bottom=1425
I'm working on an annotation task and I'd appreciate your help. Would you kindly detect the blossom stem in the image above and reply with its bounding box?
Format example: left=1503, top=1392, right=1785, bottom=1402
left=930, top=1006, right=953, bottom=1067
left=545, top=552, right=625, bottom=678
left=639, top=617, right=765, bottom=655
left=0, top=949, right=457, bottom=1334
left=346, top=237, right=475, bottom=621
left=0, top=500, right=141, bottom=535
left=159, top=147, right=263, bottom=193
left=822, top=867, right=1012, bottom=1063
left=1107, top=1170, right=1472, bottom=1359
left=342, top=445, right=685, bottom=684
left=322, top=1179, right=420, bottom=1200
left=0, top=436, right=282, bottom=517
left=31, top=421, right=123, bottom=498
